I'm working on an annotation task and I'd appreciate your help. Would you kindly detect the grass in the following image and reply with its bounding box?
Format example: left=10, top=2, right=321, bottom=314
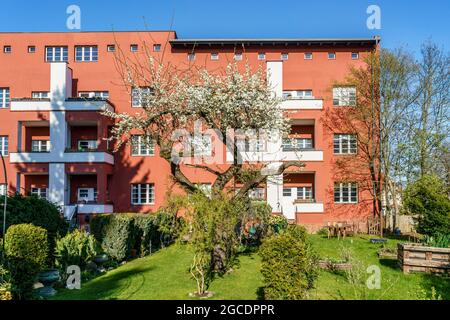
left=53, top=235, right=450, bottom=300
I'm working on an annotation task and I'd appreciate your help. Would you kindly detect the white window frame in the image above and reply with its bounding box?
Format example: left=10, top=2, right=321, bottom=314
left=131, top=184, right=155, bottom=205
left=31, top=140, right=50, bottom=152
left=334, top=182, right=358, bottom=204
left=187, top=53, right=196, bottom=61
left=304, top=52, right=313, bottom=60
left=77, top=187, right=98, bottom=203
left=333, top=86, right=356, bottom=106
left=3, top=46, right=11, bottom=53
left=210, top=53, right=219, bottom=61
left=296, top=186, right=313, bottom=200
left=248, top=187, right=266, bottom=200
left=28, top=46, right=36, bottom=53
left=45, top=46, right=68, bottom=62
left=131, top=87, right=152, bottom=107
left=0, top=136, right=8, bottom=156
left=333, top=134, right=357, bottom=154
left=75, top=46, right=98, bottom=62
left=78, top=140, right=98, bottom=151
left=32, top=91, right=50, bottom=99
left=282, top=188, right=292, bottom=197
left=351, top=52, right=359, bottom=60
left=234, top=53, right=242, bottom=61
left=153, top=44, right=161, bottom=52
left=0, top=88, right=10, bottom=108
left=281, top=53, right=289, bottom=60
left=130, top=44, right=138, bottom=52
left=78, top=91, right=109, bottom=99
left=258, top=52, right=266, bottom=60
left=107, top=45, right=116, bottom=52
left=282, top=138, right=313, bottom=151
left=31, top=187, right=48, bottom=199
left=131, top=135, right=154, bottom=156
left=0, top=184, right=6, bottom=196
left=328, top=52, right=336, bottom=60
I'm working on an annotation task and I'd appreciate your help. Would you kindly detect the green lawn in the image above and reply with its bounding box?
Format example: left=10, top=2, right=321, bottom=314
left=53, top=235, right=449, bottom=300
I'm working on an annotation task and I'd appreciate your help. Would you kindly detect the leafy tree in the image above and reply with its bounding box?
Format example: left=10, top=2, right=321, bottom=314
left=259, top=225, right=318, bottom=300
left=402, top=174, right=450, bottom=236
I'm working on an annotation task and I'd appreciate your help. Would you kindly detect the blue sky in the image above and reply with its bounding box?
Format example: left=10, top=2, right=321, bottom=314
left=0, top=0, right=448, bottom=55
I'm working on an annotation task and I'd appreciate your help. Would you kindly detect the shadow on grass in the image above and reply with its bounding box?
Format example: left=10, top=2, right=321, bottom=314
left=57, top=264, right=155, bottom=300
left=379, top=258, right=399, bottom=270
left=420, top=273, right=450, bottom=300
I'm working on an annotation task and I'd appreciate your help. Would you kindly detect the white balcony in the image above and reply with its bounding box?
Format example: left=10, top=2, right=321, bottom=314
left=9, top=151, right=114, bottom=165
left=11, top=98, right=114, bottom=112
left=64, top=204, right=114, bottom=219
left=280, top=99, right=323, bottom=110
left=282, top=150, right=323, bottom=161
left=295, top=202, right=324, bottom=213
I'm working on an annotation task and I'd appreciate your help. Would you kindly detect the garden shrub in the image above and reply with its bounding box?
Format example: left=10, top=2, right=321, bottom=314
left=95, top=215, right=134, bottom=262
left=5, top=224, right=48, bottom=300
left=133, top=214, right=160, bottom=256
left=240, top=200, right=272, bottom=246
left=55, top=229, right=100, bottom=269
left=259, top=225, right=318, bottom=300
left=402, top=174, right=450, bottom=237
left=268, top=214, right=288, bottom=234
left=2, top=194, right=68, bottom=264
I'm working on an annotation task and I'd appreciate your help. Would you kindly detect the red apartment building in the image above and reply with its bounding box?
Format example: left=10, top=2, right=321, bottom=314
left=0, top=31, right=378, bottom=231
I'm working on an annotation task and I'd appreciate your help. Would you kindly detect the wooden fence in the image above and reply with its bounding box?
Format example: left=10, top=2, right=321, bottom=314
left=398, top=243, right=450, bottom=274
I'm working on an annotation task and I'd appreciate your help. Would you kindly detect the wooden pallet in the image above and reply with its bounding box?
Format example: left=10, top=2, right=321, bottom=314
left=398, top=243, right=450, bottom=274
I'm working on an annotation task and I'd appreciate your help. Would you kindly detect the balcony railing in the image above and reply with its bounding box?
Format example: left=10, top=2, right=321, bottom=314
left=11, top=97, right=114, bottom=112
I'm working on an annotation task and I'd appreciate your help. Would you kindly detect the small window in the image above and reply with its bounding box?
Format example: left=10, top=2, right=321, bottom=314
left=131, top=184, right=155, bottom=205
left=351, top=52, right=359, bottom=60
left=0, top=136, right=9, bottom=155
left=281, top=53, right=289, bottom=60
left=75, top=46, right=98, bottom=62
left=78, top=91, right=109, bottom=99
left=304, top=52, right=313, bottom=60
left=258, top=52, right=266, bottom=60
left=0, top=88, right=10, bottom=108
left=234, top=53, right=242, bottom=61
left=187, top=53, right=196, bottom=61
left=328, top=52, right=336, bottom=60
left=333, top=134, right=357, bottom=154
left=31, top=140, right=50, bottom=152
left=28, top=46, right=36, bottom=53
left=131, top=135, right=154, bottom=156
left=334, top=182, right=358, bottom=203
left=32, top=91, right=49, bottom=99
left=3, top=46, right=11, bottom=54
left=0, top=184, right=6, bottom=196
left=296, top=90, right=313, bottom=99
left=78, top=140, right=98, bottom=151
left=283, top=188, right=292, bottom=197
left=130, top=44, right=138, bottom=52
left=153, top=44, right=161, bottom=52
left=107, top=45, right=116, bottom=52
left=210, top=53, right=219, bottom=61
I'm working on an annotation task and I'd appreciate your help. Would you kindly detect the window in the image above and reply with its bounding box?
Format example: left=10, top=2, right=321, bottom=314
left=238, top=136, right=266, bottom=152
left=131, top=184, right=155, bottom=205
left=282, top=138, right=313, bottom=151
left=75, top=46, right=98, bottom=62
left=131, top=135, right=154, bottom=156
left=234, top=53, right=242, bottom=61
left=281, top=53, right=289, bottom=60
left=190, top=135, right=212, bottom=156
left=0, top=136, right=8, bottom=155
left=351, top=52, right=359, bottom=60
left=130, top=44, right=138, bottom=52
left=282, top=92, right=293, bottom=100
left=45, top=46, right=68, bottom=62
left=77, top=188, right=97, bottom=203
left=258, top=52, right=266, bottom=60
left=333, top=134, right=357, bottom=154
left=32, top=91, right=49, bottom=99
left=78, top=91, right=109, bottom=99
left=328, top=52, right=336, bottom=60
left=304, top=52, right=313, bottom=60
left=31, top=188, right=48, bottom=199
left=297, top=187, right=313, bottom=200
left=131, top=87, right=152, bottom=107
left=0, top=88, right=10, bottom=108
left=333, top=86, right=356, bottom=106
left=28, top=46, right=36, bottom=53
left=3, top=46, right=11, bottom=53
left=296, top=90, right=313, bottom=99
left=187, top=53, right=195, bottom=61
left=0, top=184, right=6, bottom=196
left=107, top=45, right=116, bottom=52
left=78, top=140, right=98, bottom=151
left=334, top=182, right=358, bottom=203
left=283, top=188, right=292, bottom=197
left=249, top=187, right=265, bottom=200
left=31, top=140, right=50, bottom=152
left=210, top=53, right=219, bottom=61
left=153, top=44, right=161, bottom=52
